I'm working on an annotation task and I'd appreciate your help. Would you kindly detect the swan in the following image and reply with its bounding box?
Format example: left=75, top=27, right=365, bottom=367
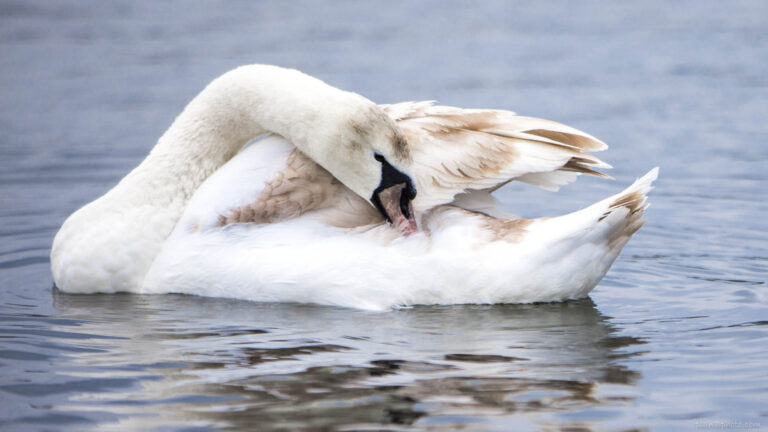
left=51, top=64, right=658, bottom=310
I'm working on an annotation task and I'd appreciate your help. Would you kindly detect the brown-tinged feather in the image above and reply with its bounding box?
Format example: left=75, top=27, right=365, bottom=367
left=484, top=216, right=534, bottom=243
left=610, top=190, right=647, bottom=214
left=523, top=129, right=606, bottom=152
left=381, top=101, right=612, bottom=210
left=217, top=150, right=341, bottom=226
left=424, top=206, right=534, bottom=243
left=562, top=158, right=612, bottom=178
left=599, top=189, right=650, bottom=222
left=217, top=149, right=382, bottom=229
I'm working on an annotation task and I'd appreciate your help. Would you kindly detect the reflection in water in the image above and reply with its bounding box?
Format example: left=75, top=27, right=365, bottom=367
left=41, top=292, right=645, bottom=430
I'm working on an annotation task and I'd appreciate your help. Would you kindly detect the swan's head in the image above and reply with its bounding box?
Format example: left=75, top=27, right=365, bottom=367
left=369, top=150, right=418, bottom=235
left=318, top=103, right=418, bottom=235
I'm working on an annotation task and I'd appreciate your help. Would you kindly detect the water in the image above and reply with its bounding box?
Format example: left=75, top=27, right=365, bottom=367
left=1, top=1, right=766, bottom=430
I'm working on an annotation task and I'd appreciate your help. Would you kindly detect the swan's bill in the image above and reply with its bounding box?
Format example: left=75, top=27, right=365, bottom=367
left=375, top=182, right=418, bottom=235
left=371, top=153, right=418, bottom=235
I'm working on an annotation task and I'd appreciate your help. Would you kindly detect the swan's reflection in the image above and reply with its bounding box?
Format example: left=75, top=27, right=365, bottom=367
left=50, top=292, right=644, bottom=431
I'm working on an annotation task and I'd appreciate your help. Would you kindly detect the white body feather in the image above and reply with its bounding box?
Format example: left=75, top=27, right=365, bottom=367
left=141, top=136, right=657, bottom=311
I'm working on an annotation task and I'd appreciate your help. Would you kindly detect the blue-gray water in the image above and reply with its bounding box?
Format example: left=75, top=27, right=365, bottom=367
left=1, top=1, right=767, bottom=431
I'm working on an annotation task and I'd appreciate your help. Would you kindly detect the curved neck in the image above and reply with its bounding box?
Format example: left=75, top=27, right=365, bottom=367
left=52, top=65, right=368, bottom=293
left=122, top=65, right=357, bottom=205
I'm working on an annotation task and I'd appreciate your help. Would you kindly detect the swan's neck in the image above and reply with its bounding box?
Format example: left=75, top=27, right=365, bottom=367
left=52, top=65, right=368, bottom=293
left=123, top=65, right=354, bottom=204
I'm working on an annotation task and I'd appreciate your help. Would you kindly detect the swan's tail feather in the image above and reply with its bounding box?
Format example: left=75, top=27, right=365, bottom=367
left=597, top=167, right=658, bottom=239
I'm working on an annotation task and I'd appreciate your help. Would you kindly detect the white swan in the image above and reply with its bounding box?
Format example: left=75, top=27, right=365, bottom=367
left=51, top=64, right=658, bottom=310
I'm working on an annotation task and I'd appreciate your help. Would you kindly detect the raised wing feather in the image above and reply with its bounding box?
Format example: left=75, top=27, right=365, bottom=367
left=382, top=101, right=611, bottom=211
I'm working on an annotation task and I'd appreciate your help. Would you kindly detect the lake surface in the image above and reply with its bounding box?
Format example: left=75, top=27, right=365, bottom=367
left=1, top=1, right=767, bottom=430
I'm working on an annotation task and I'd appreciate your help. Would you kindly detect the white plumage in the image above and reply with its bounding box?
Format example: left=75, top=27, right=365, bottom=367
left=51, top=64, right=658, bottom=310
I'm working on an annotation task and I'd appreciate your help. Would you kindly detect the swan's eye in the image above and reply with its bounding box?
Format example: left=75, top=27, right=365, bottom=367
left=374, top=153, right=385, bottom=162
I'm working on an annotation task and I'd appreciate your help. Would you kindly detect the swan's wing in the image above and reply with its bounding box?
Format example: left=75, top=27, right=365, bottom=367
left=177, top=135, right=379, bottom=233
left=382, top=101, right=611, bottom=211
left=214, top=144, right=341, bottom=226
